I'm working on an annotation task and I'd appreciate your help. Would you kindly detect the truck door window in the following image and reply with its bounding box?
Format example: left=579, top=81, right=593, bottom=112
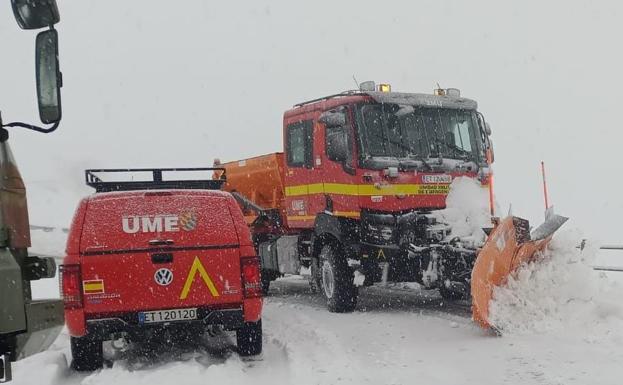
left=286, top=120, right=313, bottom=168
left=325, top=111, right=354, bottom=166
left=360, top=105, right=387, bottom=156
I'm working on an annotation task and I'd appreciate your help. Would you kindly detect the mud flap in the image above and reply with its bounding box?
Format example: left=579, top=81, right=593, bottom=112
left=471, top=213, right=568, bottom=330
left=0, top=354, right=11, bottom=383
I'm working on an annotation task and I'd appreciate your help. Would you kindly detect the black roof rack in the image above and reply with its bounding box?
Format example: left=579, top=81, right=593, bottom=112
left=85, top=168, right=227, bottom=193
left=293, top=90, right=362, bottom=107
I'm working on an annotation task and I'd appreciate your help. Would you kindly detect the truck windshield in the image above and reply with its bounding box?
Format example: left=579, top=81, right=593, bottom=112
left=355, top=103, right=485, bottom=166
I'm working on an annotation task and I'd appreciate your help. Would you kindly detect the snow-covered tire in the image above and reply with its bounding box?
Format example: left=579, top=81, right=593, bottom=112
left=318, top=243, right=358, bottom=313
left=236, top=320, right=262, bottom=356
left=70, top=336, right=103, bottom=372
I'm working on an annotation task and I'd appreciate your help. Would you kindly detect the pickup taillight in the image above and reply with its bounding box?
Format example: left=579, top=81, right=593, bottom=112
left=59, top=264, right=83, bottom=309
left=241, top=257, right=262, bottom=298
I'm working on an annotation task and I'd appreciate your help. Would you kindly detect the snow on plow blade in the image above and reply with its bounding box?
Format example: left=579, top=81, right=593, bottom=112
left=471, top=212, right=568, bottom=330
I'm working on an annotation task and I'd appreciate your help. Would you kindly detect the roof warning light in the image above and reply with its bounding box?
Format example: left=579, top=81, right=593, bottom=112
left=378, top=83, right=391, bottom=93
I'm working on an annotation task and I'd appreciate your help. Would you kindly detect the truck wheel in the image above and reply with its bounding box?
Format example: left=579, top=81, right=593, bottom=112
left=236, top=320, right=262, bottom=356
left=309, top=257, right=321, bottom=293
left=261, top=269, right=280, bottom=295
left=261, top=274, right=271, bottom=295
left=70, top=336, right=103, bottom=371
left=319, top=243, right=358, bottom=313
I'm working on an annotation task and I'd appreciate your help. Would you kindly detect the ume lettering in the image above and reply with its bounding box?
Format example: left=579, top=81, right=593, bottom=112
left=122, top=215, right=180, bottom=233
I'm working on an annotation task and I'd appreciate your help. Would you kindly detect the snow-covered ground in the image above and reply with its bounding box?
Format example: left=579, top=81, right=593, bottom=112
left=19, top=273, right=623, bottom=385
left=22, top=240, right=623, bottom=385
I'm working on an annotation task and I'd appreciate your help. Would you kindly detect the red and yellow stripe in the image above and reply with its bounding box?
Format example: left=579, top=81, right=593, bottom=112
left=284, top=183, right=451, bottom=197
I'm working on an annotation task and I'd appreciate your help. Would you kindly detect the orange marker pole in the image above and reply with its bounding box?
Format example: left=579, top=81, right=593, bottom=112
left=541, top=161, right=549, bottom=210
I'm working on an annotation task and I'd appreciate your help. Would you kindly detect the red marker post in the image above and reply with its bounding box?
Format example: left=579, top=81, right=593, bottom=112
left=541, top=161, right=549, bottom=211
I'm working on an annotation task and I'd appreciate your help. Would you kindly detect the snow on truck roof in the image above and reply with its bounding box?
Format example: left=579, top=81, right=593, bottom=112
left=292, top=91, right=478, bottom=111
left=366, top=91, right=478, bottom=110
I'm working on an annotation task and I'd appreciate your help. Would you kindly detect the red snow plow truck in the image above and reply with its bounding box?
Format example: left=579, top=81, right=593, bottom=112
left=215, top=83, right=567, bottom=329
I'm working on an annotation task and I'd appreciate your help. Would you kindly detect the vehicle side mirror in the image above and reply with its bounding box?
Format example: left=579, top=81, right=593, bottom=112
left=486, top=138, right=495, bottom=164
left=326, top=128, right=348, bottom=163
left=12, top=0, right=60, bottom=30
left=477, top=112, right=491, bottom=136
left=319, top=110, right=346, bottom=128
left=36, top=28, right=62, bottom=124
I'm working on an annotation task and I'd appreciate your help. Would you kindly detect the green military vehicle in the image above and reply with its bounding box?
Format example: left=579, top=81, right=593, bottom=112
left=0, top=0, right=65, bottom=382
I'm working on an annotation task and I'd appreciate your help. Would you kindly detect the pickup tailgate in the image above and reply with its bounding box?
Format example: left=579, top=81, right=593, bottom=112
left=78, top=191, right=244, bottom=314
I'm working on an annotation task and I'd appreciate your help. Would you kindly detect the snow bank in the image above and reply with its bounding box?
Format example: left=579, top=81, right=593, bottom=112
left=489, top=230, right=623, bottom=341
left=30, top=228, right=68, bottom=257
left=12, top=274, right=623, bottom=385
left=434, top=176, right=495, bottom=247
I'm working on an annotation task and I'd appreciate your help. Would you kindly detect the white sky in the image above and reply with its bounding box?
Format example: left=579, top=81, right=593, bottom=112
left=0, top=0, right=621, bottom=243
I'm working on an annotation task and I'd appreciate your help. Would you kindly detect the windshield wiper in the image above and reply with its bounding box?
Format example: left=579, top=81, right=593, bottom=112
left=377, top=134, right=412, bottom=153
left=371, top=133, right=433, bottom=171
left=408, top=154, right=433, bottom=171
left=430, top=136, right=482, bottom=169
left=431, top=136, right=469, bottom=159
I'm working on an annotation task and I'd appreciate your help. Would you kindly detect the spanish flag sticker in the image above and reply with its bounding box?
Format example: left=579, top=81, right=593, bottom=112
left=83, top=279, right=105, bottom=294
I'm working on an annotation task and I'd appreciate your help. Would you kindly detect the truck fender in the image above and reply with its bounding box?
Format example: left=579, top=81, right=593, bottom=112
left=311, top=213, right=360, bottom=258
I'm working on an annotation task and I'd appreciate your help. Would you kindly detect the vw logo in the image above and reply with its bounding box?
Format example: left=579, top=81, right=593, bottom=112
left=154, top=268, right=173, bottom=286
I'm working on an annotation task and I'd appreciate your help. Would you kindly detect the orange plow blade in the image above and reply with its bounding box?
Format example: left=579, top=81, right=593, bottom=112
left=471, top=212, right=568, bottom=329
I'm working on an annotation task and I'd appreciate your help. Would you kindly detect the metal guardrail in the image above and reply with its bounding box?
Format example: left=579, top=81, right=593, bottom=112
left=29, top=225, right=68, bottom=233
left=591, top=244, right=623, bottom=273
left=593, top=266, right=623, bottom=272
left=598, top=245, right=623, bottom=250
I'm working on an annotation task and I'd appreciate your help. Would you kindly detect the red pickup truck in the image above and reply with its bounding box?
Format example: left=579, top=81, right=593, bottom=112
left=61, top=168, right=263, bottom=371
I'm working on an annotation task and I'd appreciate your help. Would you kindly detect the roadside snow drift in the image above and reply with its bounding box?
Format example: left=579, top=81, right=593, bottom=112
left=489, top=230, right=623, bottom=342
left=30, top=228, right=68, bottom=257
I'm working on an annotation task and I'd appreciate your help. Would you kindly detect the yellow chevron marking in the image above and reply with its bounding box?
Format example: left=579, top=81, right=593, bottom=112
left=179, top=257, right=220, bottom=299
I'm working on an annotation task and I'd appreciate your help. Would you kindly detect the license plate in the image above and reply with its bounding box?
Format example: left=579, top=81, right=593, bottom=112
left=138, top=308, right=198, bottom=324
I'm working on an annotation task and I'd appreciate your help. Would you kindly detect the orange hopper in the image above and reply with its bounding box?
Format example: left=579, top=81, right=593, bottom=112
left=214, top=153, right=286, bottom=224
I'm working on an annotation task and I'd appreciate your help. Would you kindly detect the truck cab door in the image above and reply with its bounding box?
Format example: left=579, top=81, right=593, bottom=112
left=321, top=107, right=359, bottom=219
left=283, top=119, right=316, bottom=228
